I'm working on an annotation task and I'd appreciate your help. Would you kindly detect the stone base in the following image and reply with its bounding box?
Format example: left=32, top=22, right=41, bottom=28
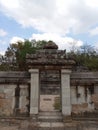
left=30, top=114, right=38, bottom=122
left=63, top=115, right=72, bottom=123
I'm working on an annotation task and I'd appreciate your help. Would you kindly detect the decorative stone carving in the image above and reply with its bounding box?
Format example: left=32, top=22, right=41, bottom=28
left=26, top=42, right=75, bottom=69
left=43, top=41, right=58, bottom=49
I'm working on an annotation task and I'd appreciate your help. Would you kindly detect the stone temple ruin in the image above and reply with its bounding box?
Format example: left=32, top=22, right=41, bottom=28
left=0, top=41, right=98, bottom=117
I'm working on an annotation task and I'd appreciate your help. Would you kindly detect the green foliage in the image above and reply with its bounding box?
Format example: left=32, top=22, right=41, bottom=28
left=15, top=40, right=35, bottom=70
left=2, top=39, right=47, bottom=71
left=53, top=97, right=61, bottom=110
left=68, top=44, right=98, bottom=71
left=1, top=40, right=98, bottom=71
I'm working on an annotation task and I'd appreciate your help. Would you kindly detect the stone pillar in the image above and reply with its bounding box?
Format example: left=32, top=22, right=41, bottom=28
left=19, top=85, right=29, bottom=114
left=61, top=69, right=71, bottom=116
left=87, top=87, right=94, bottom=109
left=94, top=85, right=98, bottom=94
left=11, top=85, right=17, bottom=110
left=29, top=69, right=39, bottom=115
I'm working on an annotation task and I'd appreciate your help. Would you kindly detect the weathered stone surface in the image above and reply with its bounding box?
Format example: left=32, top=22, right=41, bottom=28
left=20, top=85, right=28, bottom=96
left=0, top=119, right=98, bottom=130
left=72, top=103, right=88, bottom=113
left=92, top=94, right=98, bottom=102
left=0, top=42, right=98, bottom=117
left=40, top=70, right=60, bottom=94
left=0, top=98, right=13, bottom=116
left=40, top=95, right=60, bottom=111
left=61, top=69, right=71, bottom=115
left=43, top=41, right=58, bottom=49
left=26, top=42, right=75, bottom=69
left=0, top=85, right=16, bottom=116
left=0, top=72, right=30, bottom=83
left=0, top=93, right=5, bottom=98
left=91, top=94, right=98, bottom=109
left=29, top=69, right=39, bottom=115
left=5, top=89, right=15, bottom=98
left=19, top=96, right=29, bottom=113
left=71, top=72, right=98, bottom=85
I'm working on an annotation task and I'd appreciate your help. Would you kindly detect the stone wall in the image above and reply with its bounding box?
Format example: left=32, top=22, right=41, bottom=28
left=71, top=85, right=96, bottom=114
left=70, top=72, right=98, bottom=114
left=0, top=84, right=29, bottom=116
left=0, top=72, right=30, bottom=116
left=92, top=86, right=98, bottom=109
left=0, top=84, right=16, bottom=116
left=0, top=71, right=98, bottom=116
left=40, top=70, right=61, bottom=94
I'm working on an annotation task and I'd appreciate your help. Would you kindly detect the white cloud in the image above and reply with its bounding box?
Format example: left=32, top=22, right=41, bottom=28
left=9, top=33, right=83, bottom=52
left=0, top=51, right=5, bottom=55
left=31, top=33, right=83, bottom=51
left=93, top=42, right=98, bottom=51
left=0, top=40, right=8, bottom=55
left=89, top=27, right=98, bottom=36
left=0, top=37, right=24, bottom=55
left=0, top=0, right=98, bottom=35
left=86, top=0, right=98, bottom=7
left=10, top=36, right=24, bottom=43
left=0, top=29, right=7, bottom=37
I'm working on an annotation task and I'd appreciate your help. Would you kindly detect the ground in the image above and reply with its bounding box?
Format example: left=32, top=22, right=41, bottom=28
left=0, top=119, right=98, bottom=130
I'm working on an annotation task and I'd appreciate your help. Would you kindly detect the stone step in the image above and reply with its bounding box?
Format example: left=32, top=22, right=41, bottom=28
left=38, top=112, right=63, bottom=122
left=39, top=111, right=62, bottom=116
left=38, top=116, right=63, bottom=122
left=72, top=117, right=98, bottom=121
left=38, top=122, right=64, bottom=128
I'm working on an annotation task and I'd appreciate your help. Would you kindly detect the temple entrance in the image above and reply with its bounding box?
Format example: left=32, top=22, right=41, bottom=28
left=40, top=70, right=61, bottom=112
left=27, top=41, right=74, bottom=115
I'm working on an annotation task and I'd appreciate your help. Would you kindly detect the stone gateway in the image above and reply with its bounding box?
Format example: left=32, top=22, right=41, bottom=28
left=0, top=41, right=98, bottom=117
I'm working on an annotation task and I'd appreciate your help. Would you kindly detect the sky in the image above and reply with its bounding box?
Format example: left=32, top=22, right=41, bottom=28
left=0, top=0, right=98, bottom=55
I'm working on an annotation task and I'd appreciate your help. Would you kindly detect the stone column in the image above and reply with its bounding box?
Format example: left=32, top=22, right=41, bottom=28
left=87, top=87, right=94, bottom=109
left=29, top=69, right=39, bottom=115
left=61, top=69, right=71, bottom=116
left=7, top=85, right=17, bottom=115
left=11, top=85, right=17, bottom=110
left=19, top=85, right=29, bottom=114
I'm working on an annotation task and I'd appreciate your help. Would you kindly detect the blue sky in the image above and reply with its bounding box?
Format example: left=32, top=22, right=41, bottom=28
left=0, top=0, right=98, bottom=55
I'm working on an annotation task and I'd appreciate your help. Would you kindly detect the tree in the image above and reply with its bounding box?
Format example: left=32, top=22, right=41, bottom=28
left=68, top=43, right=98, bottom=71
left=15, top=40, right=35, bottom=70
left=4, top=39, right=47, bottom=71
left=1, top=40, right=98, bottom=71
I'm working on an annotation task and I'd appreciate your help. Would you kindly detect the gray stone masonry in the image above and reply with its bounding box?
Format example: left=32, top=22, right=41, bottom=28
left=29, top=69, right=39, bottom=115
left=61, top=69, right=71, bottom=115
